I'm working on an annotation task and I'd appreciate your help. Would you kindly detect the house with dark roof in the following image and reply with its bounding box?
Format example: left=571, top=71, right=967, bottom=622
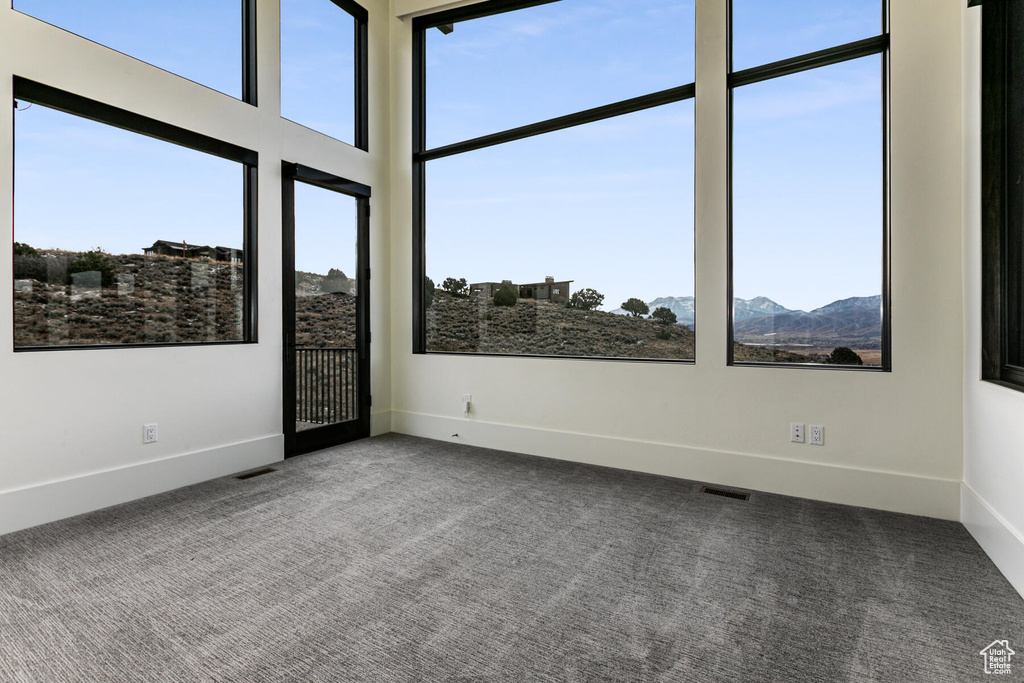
left=144, top=240, right=243, bottom=263
left=470, top=276, right=572, bottom=303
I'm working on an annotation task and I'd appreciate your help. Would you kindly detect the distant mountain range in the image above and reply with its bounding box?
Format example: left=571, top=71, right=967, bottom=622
left=611, top=295, right=882, bottom=341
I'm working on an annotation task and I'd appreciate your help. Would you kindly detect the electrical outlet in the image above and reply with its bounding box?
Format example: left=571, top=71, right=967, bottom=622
left=790, top=423, right=805, bottom=443
left=143, top=423, right=158, bottom=444
left=809, top=425, right=824, bottom=446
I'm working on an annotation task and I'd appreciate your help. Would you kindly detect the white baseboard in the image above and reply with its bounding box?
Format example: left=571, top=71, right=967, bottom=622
left=962, top=483, right=1024, bottom=600
left=0, top=435, right=284, bottom=536
left=392, top=411, right=961, bottom=520
left=371, top=410, right=393, bottom=436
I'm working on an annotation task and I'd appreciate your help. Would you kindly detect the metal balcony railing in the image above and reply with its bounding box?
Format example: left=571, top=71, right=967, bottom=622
left=295, top=347, right=357, bottom=424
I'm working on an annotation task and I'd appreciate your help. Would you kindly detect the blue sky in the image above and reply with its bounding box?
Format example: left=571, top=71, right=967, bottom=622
left=13, top=0, right=358, bottom=276
left=281, top=0, right=356, bottom=144
left=12, top=0, right=883, bottom=313
left=425, top=0, right=883, bottom=313
left=14, top=0, right=242, bottom=98
left=15, top=104, right=242, bottom=256
left=294, top=183, right=357, bottom=277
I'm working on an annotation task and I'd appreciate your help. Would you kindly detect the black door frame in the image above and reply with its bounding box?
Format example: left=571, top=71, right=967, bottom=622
left=282, top=162, right=371, bottom=457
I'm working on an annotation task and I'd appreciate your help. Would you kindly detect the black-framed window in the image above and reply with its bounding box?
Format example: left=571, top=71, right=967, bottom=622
left=413, top=0, right=696, bottom=361
left=728, top=0, right=890, bottom=370
left=281, top=0, right=369, bottom=149
left=981, top=0, right=1024, bottom=389
left=12, top=78, right=258, bottom=350
left=12, top=0, right=258, bottom=105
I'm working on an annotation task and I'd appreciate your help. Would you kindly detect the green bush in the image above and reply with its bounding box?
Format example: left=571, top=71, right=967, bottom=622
left=656, top=328, right=672, bottom=340
left=13, top=242, right=39, bottom=257
left=650, top=306, right=677, bottom=325
left=568, top=288, right=604, bottom=310
left=493, top=284, right=518, bottom=307
left=826, top=347, right=863, bottom=365
left=441, top=277, right=469, bottom=298
left=621, top=298, right=650, bottom=317
left=69, top=249, right=116, bottom=287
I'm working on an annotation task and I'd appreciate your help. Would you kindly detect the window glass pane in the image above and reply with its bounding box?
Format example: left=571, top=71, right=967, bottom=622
left=425, top=100, right=694, bottom=360
left=293, top=184, right=359, bottom=427
left=13, top=0, right=242, bottom=99
left=731, top=56, right=882, bottom=366
left=14, top=103, right=245, bottom=348
left=426, top=0, right=695, bottom=149
left=281, top=0, right=356, bottom=144
left=732, top=0, right=881, bottom=72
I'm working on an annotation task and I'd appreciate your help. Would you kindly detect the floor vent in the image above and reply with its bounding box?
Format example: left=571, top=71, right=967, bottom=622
left=700, top=486, right=750, bottom=501
left=235, top=467, right=277, bottom=480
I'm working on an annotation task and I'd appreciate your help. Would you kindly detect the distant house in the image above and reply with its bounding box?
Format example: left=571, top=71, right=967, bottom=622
left=143, top=240, right=243, bottom=263
left=470, top=276, right=572, bottom=304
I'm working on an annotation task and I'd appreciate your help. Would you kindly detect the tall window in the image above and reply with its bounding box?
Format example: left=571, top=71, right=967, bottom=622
left=981, top=0, right=1024, bottom=389
left=729, top=1, right=889, bottom=369
left=12, top=79, right=257, bottom=349
left=281, top=0, right=369, bottom=148
left=414, top=0, right=696, bottom=361
left=13, top=0, right=256, bottom=103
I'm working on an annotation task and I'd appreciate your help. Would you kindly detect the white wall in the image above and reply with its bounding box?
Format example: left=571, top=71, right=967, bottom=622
left=388, top=0, right=965, bottom=520
left=961, top=4, right=1024, bottom=597
left=0, top=0, right=977, bottom=536
left=0, top=0, right=393, bottom=534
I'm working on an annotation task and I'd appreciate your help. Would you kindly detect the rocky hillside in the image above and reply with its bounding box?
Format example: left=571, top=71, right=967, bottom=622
left=13, top=249, right=361, bottom=349
left=296, top=292, right=356, bottom=348
left=14, top=252, right=244, bottom=347
left=426, top=292, right=813, bottom=362
left=296, top=269, right=355, bottom=297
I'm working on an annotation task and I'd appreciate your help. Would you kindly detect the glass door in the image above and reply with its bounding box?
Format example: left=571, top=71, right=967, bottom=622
left=282, top=163, right=370, bottom=456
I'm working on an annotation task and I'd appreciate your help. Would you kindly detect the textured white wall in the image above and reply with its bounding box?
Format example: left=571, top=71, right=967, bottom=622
left=960, top=5, right=1024, bottom=597
left=0, top=0, right=393, bottom=532
left=388, top=0, right=965, bottom=519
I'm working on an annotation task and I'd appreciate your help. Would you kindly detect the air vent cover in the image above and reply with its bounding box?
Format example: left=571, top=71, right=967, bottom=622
left=235, top=467, right=277, bottom=480
left=700, top=486, right=750, bottom=501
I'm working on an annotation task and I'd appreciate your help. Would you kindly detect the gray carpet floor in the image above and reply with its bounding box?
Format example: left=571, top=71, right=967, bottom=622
left=1, top=434, right=1022, bottom=682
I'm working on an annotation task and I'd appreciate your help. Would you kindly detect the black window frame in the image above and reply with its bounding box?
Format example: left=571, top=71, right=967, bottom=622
left=726, top=1, right=892, bottom=372
left=13, top=0, right=258, bottom=106
left=411, top=0, right=696, bottom=361
left=12, top=77, right=259, bottom=352
left=981, top=0, right=1024, bottom=389
left=281, top=0, right=370, bottom=151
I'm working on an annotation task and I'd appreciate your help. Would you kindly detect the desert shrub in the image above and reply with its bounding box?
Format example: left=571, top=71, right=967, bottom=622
left=621, top=298, right=650, bottom=317
left=13, top=254, right=48, bottom=281
left=493, top=284, right=518, bottom=307
left=568, top=288, right=604, bottom=310
left=14, top=242, right=39, bottom=257
left=651, top=306, right=677, bottom=325
left=69, top=250, right=116, bottom=287
left=656, top=328, right=672, bottom=340
left=441, top=276, right=469, bottom=298
left=826, top=347, right=863, bottom=365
